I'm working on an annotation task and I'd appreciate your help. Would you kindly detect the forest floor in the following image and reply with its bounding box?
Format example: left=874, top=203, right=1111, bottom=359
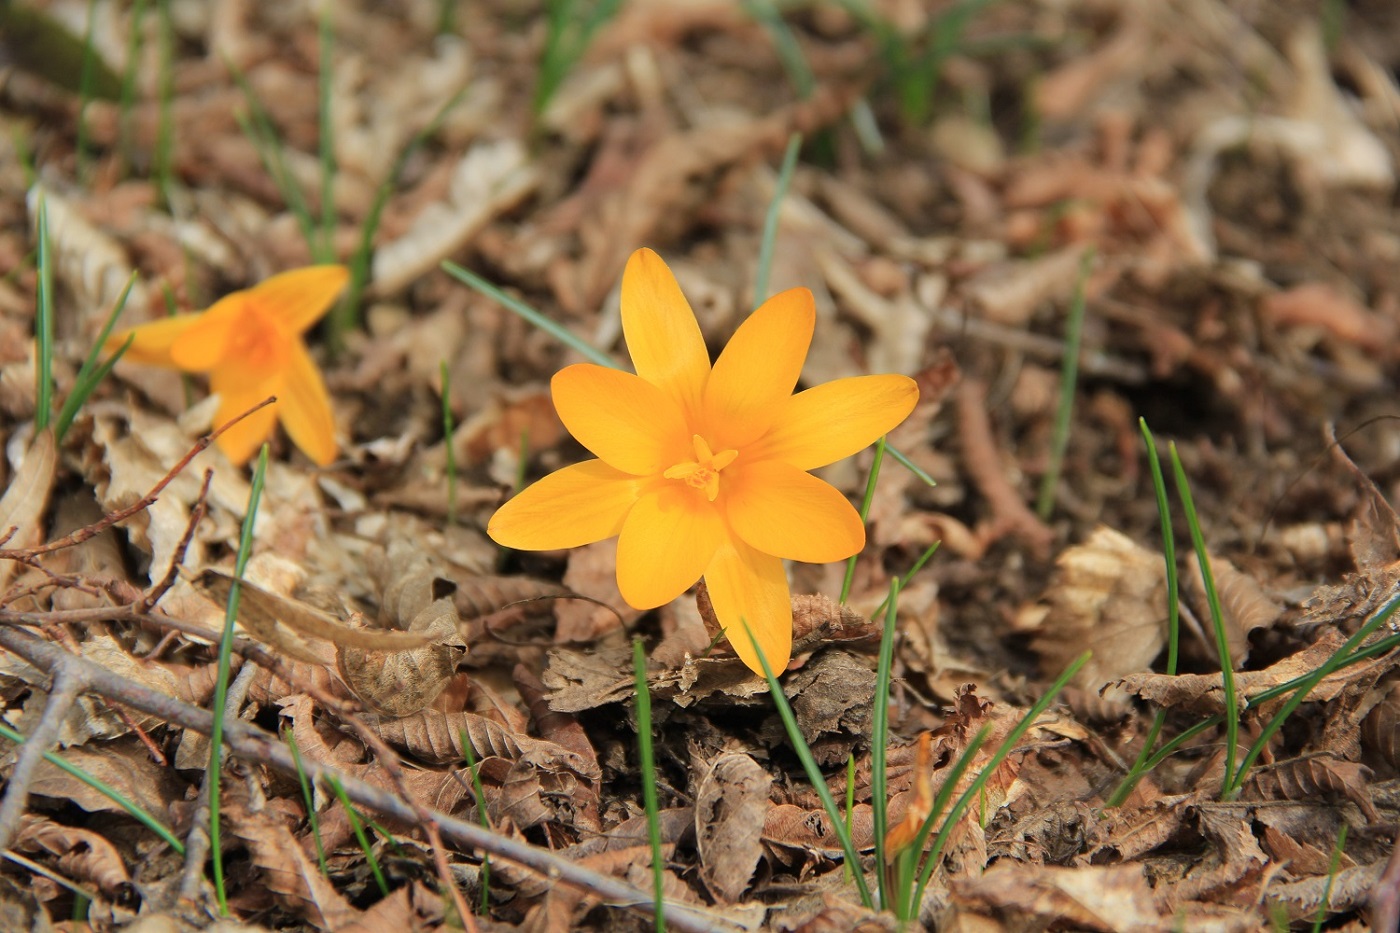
left=1, top=0, right=1399, bottom=930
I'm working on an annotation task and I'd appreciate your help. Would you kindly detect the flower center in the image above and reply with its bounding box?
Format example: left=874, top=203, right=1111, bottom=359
left=663, top=435, right=738, bottom=502
left=228, top=305, right=289, bottom=375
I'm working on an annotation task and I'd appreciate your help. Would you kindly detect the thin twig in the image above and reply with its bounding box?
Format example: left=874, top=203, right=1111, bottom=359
left=0, top=398, right=275, bottom=562
left=956, top=377, right=1055, bottom=558
left=143, top=469, right=213, bottom=613
left=0, top=625, right=741, bottom=933
left=0, top=665, right=82, bottom=850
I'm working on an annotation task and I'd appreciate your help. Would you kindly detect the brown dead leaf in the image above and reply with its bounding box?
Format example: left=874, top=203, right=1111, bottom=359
left=1185, top=553, right=1282, bottom=667
left=1246, top=756, right=1379, bottom=821
left=695, top=753, right=772, bottom=903
left=14, top=813, right=131, bottom=899
left=1031, top=525, right=1166, bottom=697
left=953, top=863, right=1165, bottom=933
left=0, top=428, right=56, bottom=593
left=28, top=738, right=184, bottom=822
left=223, top=802, right=360, bottom=931
left=1360, top=680, right=1400, bottom=774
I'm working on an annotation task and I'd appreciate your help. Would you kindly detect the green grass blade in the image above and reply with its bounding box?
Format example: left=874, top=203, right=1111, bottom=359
left=532, top=0, right=623, bottom=121
left=840, top=437, right=886, bottom=604
left=441, top=260, right=614, bottom=367
left=283, top=728, right=329, bottom=876
left=34, top=197, right=53, bottom=433
left=1168, top=442, right=1238, bottom=799
left=754, top=132, right=802, bottom=309
left=744, top=0, right=816, bottom=98
left=1228, top=593, right=1400, bottom=797
left=0, top=722, right=184, bottom=854
left=459, top=732, right=492, bottom=914
left=327, top=775, right=390, bottom=897
left=843, top=753, right=856, bottom=882
left=75, top=0, right=101, bottom=180
left=633, top=639, right=666, bottom=933
left=441, top=361, right=458, bottom=524
left=54, top=271, right=138, bottom=442
left=869, top=578, right=899, bottom=907
left=887, top=444, right=936, bottom=487
left=118, top=0, right=148, bottom=174
left=208, top=444, right=270, bottom=915
left=339, top=86, right=467, bottom=341
left=1311, top=824, right=1348, bottom=933
left=1035, top=249, right=1092, bottom=519
left=316, top=5, right=336, bottom=262
left=746, top=625, right=874, bottom=907
left=153, top=0, right=176, bottom=202
left=910, top=651, right=1089, bottom=914
left=1106, top=418, right=1180, bottom=807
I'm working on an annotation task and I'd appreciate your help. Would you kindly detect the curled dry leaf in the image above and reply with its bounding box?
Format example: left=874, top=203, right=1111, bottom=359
left=367, top=708, right=600, bottom=779
left=695, top=753, right=772, bottom=903
left=338, top=541, right=464, bottom=717
left=1245, top=756, right=1379, bottom=822
left=1031, top=526, right=1166, bottom=701
left=1360, top=681, right=1400, bottom=774
left=14, top=813, right=131, bottom=899
left=1185, top=552, right=1281, bottom=667
left=951, top=862, right=1164, bottom=933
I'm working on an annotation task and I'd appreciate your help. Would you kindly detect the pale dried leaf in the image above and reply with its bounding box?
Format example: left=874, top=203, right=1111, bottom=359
left=952, top=863, right=1165, bottom=933
left=367, top=708, right=599, bottom=778
left=1246, top=757, right=1378, bottom=821
left=0, top=428, right=55, bottom=593
left=696, top=753, right=772, bottom=903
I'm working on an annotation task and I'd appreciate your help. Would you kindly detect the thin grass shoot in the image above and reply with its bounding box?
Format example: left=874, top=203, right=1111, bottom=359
left=1035, top=248, right=1093, bottom=519
left=459, top=732, right=492, bottom=914
left=840, top=437, right=887, bottom=604
left=34, top=197, right=53, bottom=433
left=283, top=727, right=329, bottom=875
left=907, top=651, right=1090, bottom=916
left=1106, top=418, right=1180, bottom=807
left=327, top=774, right=390, bottom=897
left=753, top=132, right=802, bottom=309
left=869, top=578, right=899, bottom=906
left=118, top=0, right=148, bottom=174
left=747, top=625, right=875, bottom=907
left=0, top=722, right=184, bottom=854
left=153, top=0, right=176, bottom=202
left=54, top=271, right=139, bottom=443
left=1310, top=823, right=1348, bottom=933
left=208, top=444, right=270, bottom=915
left=1168, top=442, right=1238, bottom=799
left=632, top=638, right=666, bottom=932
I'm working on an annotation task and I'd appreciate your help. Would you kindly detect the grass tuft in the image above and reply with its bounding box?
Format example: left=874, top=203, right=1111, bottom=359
left=54, top=271, right=139, bottom=443
left=869, top=578, right=899, bottom=905
left=533, top=0, right=624, bottom=124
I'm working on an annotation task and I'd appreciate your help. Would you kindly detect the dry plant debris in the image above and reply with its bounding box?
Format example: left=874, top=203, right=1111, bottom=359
left=1, top=0, right=1399, bottom=930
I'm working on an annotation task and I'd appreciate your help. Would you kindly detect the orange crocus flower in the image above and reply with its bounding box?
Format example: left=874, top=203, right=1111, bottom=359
left=109, top=266, right=348, bottom=466
left=488, top=248, right=918, bottom=677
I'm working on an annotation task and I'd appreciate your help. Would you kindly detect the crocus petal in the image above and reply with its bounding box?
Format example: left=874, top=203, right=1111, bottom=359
left=278, top=342, right=337, bottom=466
left=747, top=374, right=919, bottom=471
left=169, top=298, right=244, bottom=371
left=724, top=460, right=865, bottom=563
left=488, top=460, right=645, bottom=550
left=551, top=364, right=690, bottom=475
left=107, top=314, right=202, bottom=367
left=703, top=538, right=792, bottom=677
left=615, top=484, right=723, bottom=609
left=703, top=287, right=814, bottom=449
left=247, top=265, right=350, bottom=335
left=620, top=249, right=710, bottom=421
left=208, top=369, right=281, bottom=465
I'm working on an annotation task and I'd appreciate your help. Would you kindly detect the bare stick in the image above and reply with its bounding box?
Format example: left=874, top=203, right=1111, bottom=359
left=957, top=377, right=1055, bottom=558
left=0, top=626, right=741, bottom=933
left=0, top=665, right=82, bottom=850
